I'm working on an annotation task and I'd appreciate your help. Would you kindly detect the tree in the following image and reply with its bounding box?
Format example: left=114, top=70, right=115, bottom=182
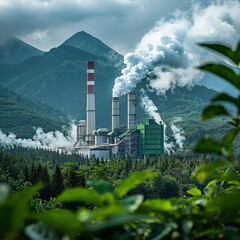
left=51, top=164, right=64, bottom=196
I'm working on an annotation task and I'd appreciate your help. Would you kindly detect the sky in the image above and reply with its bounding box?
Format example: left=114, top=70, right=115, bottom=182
left=0, top=0, right=217, bottom=54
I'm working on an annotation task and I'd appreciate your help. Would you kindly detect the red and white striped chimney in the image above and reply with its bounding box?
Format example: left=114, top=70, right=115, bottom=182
left=86, top=61, right=95, bottom=145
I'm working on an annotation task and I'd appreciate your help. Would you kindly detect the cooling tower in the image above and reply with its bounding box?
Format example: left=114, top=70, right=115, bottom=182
left=128, top=92, right=136, bottom=130
left=112, top=97, right=119, bottom=131
left=85, top=61, right=95, bottom=145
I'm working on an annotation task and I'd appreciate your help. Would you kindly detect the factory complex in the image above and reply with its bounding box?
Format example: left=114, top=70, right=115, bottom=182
left=65, top=61, right=164, bottom=159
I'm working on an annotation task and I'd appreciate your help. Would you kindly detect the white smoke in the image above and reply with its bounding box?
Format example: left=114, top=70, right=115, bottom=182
left=140, top=88, right=162, bottom=124
left=170, top=117, right=186, bottom=149
left=0, top=124, right=77, bottom=150
left=112, top=0, right=240, bottom=97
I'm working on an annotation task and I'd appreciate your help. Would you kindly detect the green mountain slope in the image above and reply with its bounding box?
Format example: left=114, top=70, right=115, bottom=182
left=0, top=87, right=69, bottom=138
left=0, top=36, right=44, bottom=64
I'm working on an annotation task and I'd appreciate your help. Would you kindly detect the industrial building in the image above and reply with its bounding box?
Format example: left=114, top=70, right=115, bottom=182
left=67, top=61, right=164, bottom=159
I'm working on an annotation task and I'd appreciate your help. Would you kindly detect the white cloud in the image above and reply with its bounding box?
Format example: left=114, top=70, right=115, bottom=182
left=0, top=0, right=191, bottom=52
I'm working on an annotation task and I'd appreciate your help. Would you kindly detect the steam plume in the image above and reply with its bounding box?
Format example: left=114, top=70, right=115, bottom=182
left=140, top=89, right=162, bottom=124
left=113, top=0, right=240, bottom=97
left=170, top=117, right=186, bottom=149
left=0, top=124, right=77, bottom=150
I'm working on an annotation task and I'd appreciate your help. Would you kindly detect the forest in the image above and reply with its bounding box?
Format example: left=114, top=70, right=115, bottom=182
left=0, top=43, right=240, bottom=239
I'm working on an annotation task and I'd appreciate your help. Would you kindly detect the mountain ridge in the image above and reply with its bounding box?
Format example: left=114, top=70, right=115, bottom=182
left=61, top=31, right=123, bottom=63
left=0, top=36, right=44, bottom=64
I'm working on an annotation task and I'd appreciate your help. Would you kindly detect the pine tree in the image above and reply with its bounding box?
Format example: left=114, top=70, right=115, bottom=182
left=51, top=164, right=64, bottom=196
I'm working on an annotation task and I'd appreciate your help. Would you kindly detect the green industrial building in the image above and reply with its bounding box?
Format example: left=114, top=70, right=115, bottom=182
left=136, top=119, right=164, bottom=156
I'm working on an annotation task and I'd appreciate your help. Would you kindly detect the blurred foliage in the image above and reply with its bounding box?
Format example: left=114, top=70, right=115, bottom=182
left=0, top=41, right=240, bottom=239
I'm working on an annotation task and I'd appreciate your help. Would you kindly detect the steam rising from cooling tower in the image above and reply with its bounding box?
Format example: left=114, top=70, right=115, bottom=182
left=112, top=0, right=240, bottom=98
left=171, top=117, right=186, bottom=149
left=140, top=89, right=162, bottom=124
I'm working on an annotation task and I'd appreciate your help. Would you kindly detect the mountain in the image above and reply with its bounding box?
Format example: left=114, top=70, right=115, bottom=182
left=0, top=86, right=69, bottom=138
left=0, top=36, right=44, bottom=64
left=61, top=31, right=122, bottom=61
left=0, top=32, right=230, bottom=147
left=0, top=41, right=123, bottom=129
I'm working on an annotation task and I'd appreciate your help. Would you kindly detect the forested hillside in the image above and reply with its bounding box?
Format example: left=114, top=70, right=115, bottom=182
left=0, top=87, right=69, bottom=138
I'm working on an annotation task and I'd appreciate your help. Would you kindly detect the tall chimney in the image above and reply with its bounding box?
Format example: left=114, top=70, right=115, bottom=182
left=128, top=92, right=136, bottom=130
left=86, top=61, right=95, bottom=145
left=112, top=97, right=119, bottom=131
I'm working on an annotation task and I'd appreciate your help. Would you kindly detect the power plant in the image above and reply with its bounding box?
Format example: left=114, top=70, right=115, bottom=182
left=70, top=61, right=164, bottom=159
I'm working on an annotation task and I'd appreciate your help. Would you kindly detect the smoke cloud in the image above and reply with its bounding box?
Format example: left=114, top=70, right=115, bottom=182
left=140, top=89, right=162, bottom=124
left=170, top=117, right=186, bottom=149
left=0, top=124, right=77, bottom=150
left=112, top=0, right=240, bottom=97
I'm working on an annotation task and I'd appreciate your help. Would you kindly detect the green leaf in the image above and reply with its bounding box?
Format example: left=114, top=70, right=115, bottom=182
left=199, top=42, right=240, bottom=65
left=187, top=187, right=202, bottom=196
left=56, top=187, right=101, bottom=206
left=195, top=137, right=221, bottom=154
left=141, top=199, right=172, bottom=212
left=207, top=192, right=240, bottom=215
left=86, top=214, right=143, bottom=233
left=86, top=179, right=114, bottom=194
left=199, top=63, right=240, bottom=90
left=211, top=93, right=238, bottom=107
left=193, top=161, right=230, bottom=182
left=0, top=184, right=42, bottom=239
left=204, top=180, right=218, bottom=198
left=222, top=129, right=238, bottom=146
left=227, top=118, right=240, bottom=128
left=120, top=195, right=144, bottom=212
left=91, top=205, right=129, bottom=221
left=202, top=104, right=230, bottom=121
left=114, top=171, right=158, bottom=199
left=34, top=210, right=82, bottom=234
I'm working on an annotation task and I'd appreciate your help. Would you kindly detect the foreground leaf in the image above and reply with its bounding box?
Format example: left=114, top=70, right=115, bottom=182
left=199, top=63, right=240, bottom=90
left=114, top=171, right=158, bottom=199
left=56, top=188, right=101, bottom=206
left=195, top=137, right=221, bottom=154
left=199, top=42, right=240, bottom=65
left=34, top=210, right=82, bottom=234
left=202, top=104, right=230, bottom=121
left=187, top=187, right=202, bottom=196
left=193, top=161, right=230, bottom=182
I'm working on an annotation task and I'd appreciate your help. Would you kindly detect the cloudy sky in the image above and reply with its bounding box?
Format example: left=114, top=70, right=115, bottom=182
left=0, top=0, right=220, bottom=54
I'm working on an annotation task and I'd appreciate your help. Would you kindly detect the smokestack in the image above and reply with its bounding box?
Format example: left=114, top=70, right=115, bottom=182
left=86, top=61, right=95, bottom=145
left=112, top=97, right=119, bottom=131
left=128, top=92, right=136, bottom=130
